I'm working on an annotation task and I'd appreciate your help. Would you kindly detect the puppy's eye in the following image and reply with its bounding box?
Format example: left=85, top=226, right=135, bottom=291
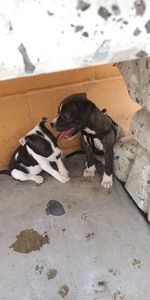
left=62, top=114, right=71, bottom=121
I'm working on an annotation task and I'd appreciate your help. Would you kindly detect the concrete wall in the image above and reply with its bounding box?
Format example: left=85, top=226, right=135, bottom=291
left=0, top=64, right=139, bottom=170
left=1, top=0, right=150, bottom=80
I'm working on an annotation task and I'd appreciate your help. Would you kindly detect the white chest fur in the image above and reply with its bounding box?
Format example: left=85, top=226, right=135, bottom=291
left=84, top=127, right=104, bottom=151
left=24, top=164, right=42, bottom=175
left=93, top=138, right=104, bottom=151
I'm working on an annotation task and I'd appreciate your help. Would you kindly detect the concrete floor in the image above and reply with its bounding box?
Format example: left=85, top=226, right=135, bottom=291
left=0, top=155, right=150, bottom=300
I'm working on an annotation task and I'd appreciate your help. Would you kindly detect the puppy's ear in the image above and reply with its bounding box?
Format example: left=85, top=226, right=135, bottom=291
left=25, top=135, right=33, bottom=145
left=72, top=93, right=87, bottom=99
left=76, top=99, right=96, bottom=118
left=39, top=117, right=48, bottom=127
left=41, top=117, right=48, bottom=123
left=62, top=93, right=87, bottom=103
left=19, top=135, right=32, bottom=146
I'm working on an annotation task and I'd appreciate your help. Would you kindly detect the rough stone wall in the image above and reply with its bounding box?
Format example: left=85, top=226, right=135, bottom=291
left=114, top=58, right=150, bottom=221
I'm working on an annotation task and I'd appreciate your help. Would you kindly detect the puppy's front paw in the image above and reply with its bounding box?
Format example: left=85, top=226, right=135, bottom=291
left=83, top=165, right=96, bottom=177
left=101, top=173, right=113, bottom=189
left=57, top=174, right=70, bottom=183
left=60, top=167, right=69, bottom=177
left=34, top=175, right=44, bottom=184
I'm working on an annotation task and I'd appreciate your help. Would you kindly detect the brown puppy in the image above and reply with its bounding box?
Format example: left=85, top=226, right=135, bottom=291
left=51, top=93, right=124, bottom=189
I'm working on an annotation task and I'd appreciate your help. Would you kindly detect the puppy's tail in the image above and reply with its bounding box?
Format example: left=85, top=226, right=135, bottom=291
left=0, top=170, right=11, bottom=176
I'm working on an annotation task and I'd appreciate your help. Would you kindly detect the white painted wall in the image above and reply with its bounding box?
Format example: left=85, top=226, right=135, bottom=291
left=0, top=0, right=150, bottom=79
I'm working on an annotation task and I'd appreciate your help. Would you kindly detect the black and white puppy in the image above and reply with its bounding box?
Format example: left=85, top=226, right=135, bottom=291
left=51, top=93, right=124, bottom=189
left=0, top=118, right=70, bottom=184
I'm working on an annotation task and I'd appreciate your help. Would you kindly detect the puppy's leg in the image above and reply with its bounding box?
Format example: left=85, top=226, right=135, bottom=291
left=11, top=169, right=44, bottom=184
left=84, top=161, right=96, bottom=177
left=101, top=147, right=113, bottom=189
left=82, top=139, right=96, bottom=177
left=55, top=158, right=69, bottom=177
left=40, top=161, right=70, bottom=183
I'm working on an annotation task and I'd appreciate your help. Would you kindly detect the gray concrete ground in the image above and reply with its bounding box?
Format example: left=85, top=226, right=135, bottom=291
left=0, top=155, right=150, bottom=300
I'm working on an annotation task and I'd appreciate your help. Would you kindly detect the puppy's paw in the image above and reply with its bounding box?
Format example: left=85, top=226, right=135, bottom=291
left=60, top=167, right=69, bottom=177
left=57, top=174, right=70, bottom=183
left=101, top=173, right=113, bottom=189
left=83, top=165, right=96, bottom=177
left=33, top=175, right=44, bottom=184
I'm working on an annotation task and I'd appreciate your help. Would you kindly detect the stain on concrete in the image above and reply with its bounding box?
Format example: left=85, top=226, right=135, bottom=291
left=10, top=229, right=49, bottom=253
left=97, top=281, right=105, bottom=292
left=86, top=232, right=95, bottom=240
left=136, top=50, right=148, bottom=58
left=67, top=201, right=76, bottom=209
left=98, top=6, right=111, bottom=20
left=94, top=281, right=106, bottom=296
left=62, top=228, right=66, bottom=232
left=47, top=269, right=57, bottom=280
left=58, top=285, right=69, bottom=298
left=145, top=20, right=150, bottom=33
left=132, top=258, right=141, bottom=268
left=113, top=289, right=125, bottom=299
left=75, top=25, right=84, bottom=32
left=94, top=40, right=111, bottom=61
left=46, top=200, right=65, bottom=216
left=18, top=43, right=35, bottom=74
left=93, top=257, right=97, bottom=263
left=81, top=213, right=88, bottom=220
left=77, top=0, right=91, bottom=11
left=108, top=268, right=119, bottom=276
left=8, top=21, right=13, bottom=31
left=116, top=17, right=123, bottom=23
left=133, top=27, right=142, bottom=36
left=134, top=0, right=146, bottom=16
left=122, top=20, right=128, bottom=25
left=47, top=10, right=54, bottom=16
left=35, top=265, right=44, bottom=274
left=82, top=31, right=89, bottom=37
left=111, top=4, right=121, bottom=15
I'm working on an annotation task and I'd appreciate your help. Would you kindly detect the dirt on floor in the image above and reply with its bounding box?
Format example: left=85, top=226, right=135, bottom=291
left=9, top=229, right=49, bottom=253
